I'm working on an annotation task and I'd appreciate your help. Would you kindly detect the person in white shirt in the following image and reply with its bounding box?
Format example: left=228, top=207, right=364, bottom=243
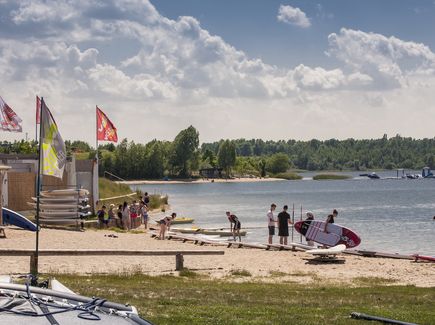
left=267, top=203, right=277, bottom=244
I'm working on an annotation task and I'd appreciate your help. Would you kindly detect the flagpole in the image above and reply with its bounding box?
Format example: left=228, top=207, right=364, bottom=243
left=33, top=97, right=44, bottom=276
left=95, top=106, right=99, bottom=210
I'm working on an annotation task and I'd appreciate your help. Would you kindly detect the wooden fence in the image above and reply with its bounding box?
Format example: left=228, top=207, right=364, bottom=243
left=0, top=249, right=225, bottom=274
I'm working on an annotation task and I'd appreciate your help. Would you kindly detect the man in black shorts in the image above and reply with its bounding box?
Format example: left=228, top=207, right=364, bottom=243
left=278, top=205, right=292, bottom=245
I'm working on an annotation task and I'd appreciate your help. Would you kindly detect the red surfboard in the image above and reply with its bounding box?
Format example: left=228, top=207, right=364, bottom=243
left=294, top=220, right=361, bottom=248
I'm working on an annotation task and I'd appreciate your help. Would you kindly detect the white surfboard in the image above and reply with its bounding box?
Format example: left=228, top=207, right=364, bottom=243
left=28, top=202, right=81, bottom=210
left=308, top=244, right=346, bottom=256
left=40, top=189, right=89, bottom=197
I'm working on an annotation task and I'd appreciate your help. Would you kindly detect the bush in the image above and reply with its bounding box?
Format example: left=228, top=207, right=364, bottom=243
left=266, top=153, right=290, bottom=174
left=313, top=174, right=350, bottom=180
left=273, top=172, right=302, bottom=180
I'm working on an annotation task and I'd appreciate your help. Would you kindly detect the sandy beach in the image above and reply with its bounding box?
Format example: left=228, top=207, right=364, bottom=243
left=119, top=177, right=285, bottom=185
left=1, top=227, right=433, bottom=287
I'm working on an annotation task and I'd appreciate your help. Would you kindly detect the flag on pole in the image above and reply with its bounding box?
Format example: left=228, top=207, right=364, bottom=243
left=96, top=106, right=118, bottom=142
left=0, top=96, right=22, bottom=132
left=40, top=99, right=66, bottom=179
left=36, top=96, right=41, bottom=124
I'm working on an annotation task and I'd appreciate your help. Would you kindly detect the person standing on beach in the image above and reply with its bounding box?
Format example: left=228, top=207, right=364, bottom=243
left=139, top=201, right=149, bottom=230
left=144, top=192, right=150, bottom=205
left=159, top=212, right=176, bottom=240
left=117, top=204, right=123, bottom=228
left=277, top=205, right=292, bottom=245
left=122, top=201, right=131, bottom=230
left=304, top=211, right=315, bottom=246
left=324, top=209, right=338, bottom=233
left=267, top=203, right=277, bottom=244
left=226, top=211, right=242, bottom=242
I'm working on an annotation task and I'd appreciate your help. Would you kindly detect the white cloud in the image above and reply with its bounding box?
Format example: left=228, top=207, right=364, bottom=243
left=327, top=28, right=435, bottom=89
left=0, top=1, right=435, bottom=142
left=277, top=5, right=311, bottom=28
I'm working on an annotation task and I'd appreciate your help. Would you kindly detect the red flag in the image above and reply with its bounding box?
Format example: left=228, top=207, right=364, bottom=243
left=36, top=95, right=41, bottom=124
left=96, top=106, right=118, bottom=142
left=0, top=96, right=22, bottom=132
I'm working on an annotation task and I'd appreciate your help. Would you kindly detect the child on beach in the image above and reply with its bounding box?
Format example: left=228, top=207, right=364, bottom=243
left=159, top=212, right=176, bottom=240
left=97, top=205, right=106, bottom=229
left=226, top=211, right=242, bottom=242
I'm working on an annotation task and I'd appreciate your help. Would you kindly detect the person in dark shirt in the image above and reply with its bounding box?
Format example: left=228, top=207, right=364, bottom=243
left=226, top=211, right=242, bottom=242
left=324, top=209, right=338, bottom=233
left=96, top=205, right=106, bottom=229
left=277, top=205, right=292, bottom=245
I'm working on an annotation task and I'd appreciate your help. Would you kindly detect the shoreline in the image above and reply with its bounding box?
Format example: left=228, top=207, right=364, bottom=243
left=1, top=228, right=433, bottom=287
left=119, top=177, right=285, bottom=185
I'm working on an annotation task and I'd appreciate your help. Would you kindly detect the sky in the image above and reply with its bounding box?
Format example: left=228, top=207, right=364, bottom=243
left=1, top=0, right=435, bottom=144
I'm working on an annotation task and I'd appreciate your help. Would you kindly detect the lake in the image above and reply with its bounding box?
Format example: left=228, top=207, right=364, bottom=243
left=132, top=174, right=435, bottom=255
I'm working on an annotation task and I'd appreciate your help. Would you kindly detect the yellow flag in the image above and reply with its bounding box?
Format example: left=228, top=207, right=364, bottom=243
left=40, top=99, right=66, bottom=179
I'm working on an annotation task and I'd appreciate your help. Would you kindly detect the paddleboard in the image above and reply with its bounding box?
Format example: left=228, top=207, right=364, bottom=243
left=39, top=219, right=79, bottom=225
left=39, top=211, right=79, bottom=217
left=171, top=218, right=194, bottom=224
left=32, top=197, right=88, bottom=203
left=308, top=244, right=346, bottom=256
left=294, top=220, right=361, bottom=248
left=28, top=202, right=82, bottom=210
left=413, top=254, right=435, bottom=262
left=1, top=207, right=37, bottom=232
left=40, top=189, right=89, bottom=197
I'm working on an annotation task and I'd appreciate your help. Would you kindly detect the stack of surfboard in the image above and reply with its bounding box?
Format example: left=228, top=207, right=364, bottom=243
left=28, top=188, right=91, bottom=226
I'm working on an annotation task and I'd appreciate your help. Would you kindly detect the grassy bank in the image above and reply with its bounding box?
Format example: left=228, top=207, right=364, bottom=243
left=54, top=274, right=434, bottom=325
left=99, top=177, right=133, bottom=198
left=99, top=178, right=167, bottom=211
left=313, top=174, right=351, bottom=180
left=273, top=172, right=303, bottom=180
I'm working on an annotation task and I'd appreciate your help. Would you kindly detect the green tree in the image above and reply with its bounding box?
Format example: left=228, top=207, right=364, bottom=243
left=267, top=153, right=289, bottom=174
left=218, top=140, right=236, bottom=178
left=202, top=149, right=217, bottom=168
left=170, top=126, right=200, bottom=177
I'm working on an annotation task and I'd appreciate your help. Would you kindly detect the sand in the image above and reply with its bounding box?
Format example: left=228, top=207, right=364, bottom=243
left=0, top=227, right=434, bottom=287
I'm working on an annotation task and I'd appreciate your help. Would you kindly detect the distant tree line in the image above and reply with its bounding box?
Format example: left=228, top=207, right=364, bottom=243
left=2, top=132, right=435, bottom=179
left=202, top=134, right=435, bottom=172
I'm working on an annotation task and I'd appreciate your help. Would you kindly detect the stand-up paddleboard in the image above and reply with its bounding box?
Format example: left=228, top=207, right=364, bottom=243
left=1, top=208, right=37, bottom=232
left=294, top=220, right=361, bottom=248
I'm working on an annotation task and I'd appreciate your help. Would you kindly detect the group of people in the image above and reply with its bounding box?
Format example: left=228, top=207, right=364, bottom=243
left=96, top=192, right=151, bottom=230
left=226, top=204, right=339, bottom=245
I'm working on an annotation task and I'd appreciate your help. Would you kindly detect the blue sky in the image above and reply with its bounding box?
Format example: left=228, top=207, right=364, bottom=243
left=1, top=0, right=435, bottom=143
left=152, top=0, right=435, bottom=68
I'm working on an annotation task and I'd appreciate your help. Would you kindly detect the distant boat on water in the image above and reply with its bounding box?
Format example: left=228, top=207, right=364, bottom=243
left=359, top=172, right=380, bottom=179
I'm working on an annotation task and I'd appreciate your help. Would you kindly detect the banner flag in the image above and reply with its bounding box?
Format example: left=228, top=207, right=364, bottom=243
left=0, top=96, right=22, bottom=132
left=40, top=99, right=66, bottom=179
left=36, top=96, right=41, bottom=124
left=96, top=106, right=118, bottom=142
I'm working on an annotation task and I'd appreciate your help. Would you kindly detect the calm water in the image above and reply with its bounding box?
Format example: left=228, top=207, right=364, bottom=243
left=132, top=174, right=435, bottom=255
